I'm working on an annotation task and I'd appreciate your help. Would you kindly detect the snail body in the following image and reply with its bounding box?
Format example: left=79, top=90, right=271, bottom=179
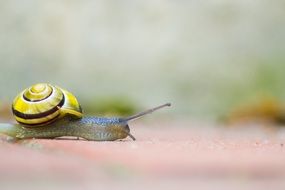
left=0, top=117, right=132, bottom=141
left=0, top=83, right=170, bottom=141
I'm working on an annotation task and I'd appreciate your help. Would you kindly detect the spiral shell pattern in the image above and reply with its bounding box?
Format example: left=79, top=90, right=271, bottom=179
left=12, top=83, right=82, bottom=126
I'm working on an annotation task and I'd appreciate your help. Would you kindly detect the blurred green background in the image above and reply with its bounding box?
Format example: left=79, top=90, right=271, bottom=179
left=0, top=1, right=285, bottom=119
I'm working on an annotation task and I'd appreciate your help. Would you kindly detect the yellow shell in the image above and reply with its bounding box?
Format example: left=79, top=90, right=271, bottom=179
left=12, top=83, right=83, bottom=126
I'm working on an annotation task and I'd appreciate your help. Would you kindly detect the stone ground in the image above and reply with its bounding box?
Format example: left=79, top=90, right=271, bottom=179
left=0, top=120, right=285, bottom=190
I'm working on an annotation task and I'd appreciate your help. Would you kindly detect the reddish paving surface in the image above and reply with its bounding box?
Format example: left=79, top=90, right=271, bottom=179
left=1, top=120, right=285, bottom=190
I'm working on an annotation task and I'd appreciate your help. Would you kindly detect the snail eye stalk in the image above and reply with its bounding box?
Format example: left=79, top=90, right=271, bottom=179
left=122, top=103, right=171, bottom=122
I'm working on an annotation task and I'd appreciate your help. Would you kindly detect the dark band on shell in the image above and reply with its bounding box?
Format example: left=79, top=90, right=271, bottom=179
left=12, top=94, right=65, bottom=120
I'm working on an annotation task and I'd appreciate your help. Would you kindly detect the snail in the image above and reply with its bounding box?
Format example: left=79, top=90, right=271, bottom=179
left=0, top=83, right=170, bottom=141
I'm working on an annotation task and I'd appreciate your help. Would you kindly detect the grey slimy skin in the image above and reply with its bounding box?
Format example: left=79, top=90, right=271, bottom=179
left=0, top=103, right=171, bottom=141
